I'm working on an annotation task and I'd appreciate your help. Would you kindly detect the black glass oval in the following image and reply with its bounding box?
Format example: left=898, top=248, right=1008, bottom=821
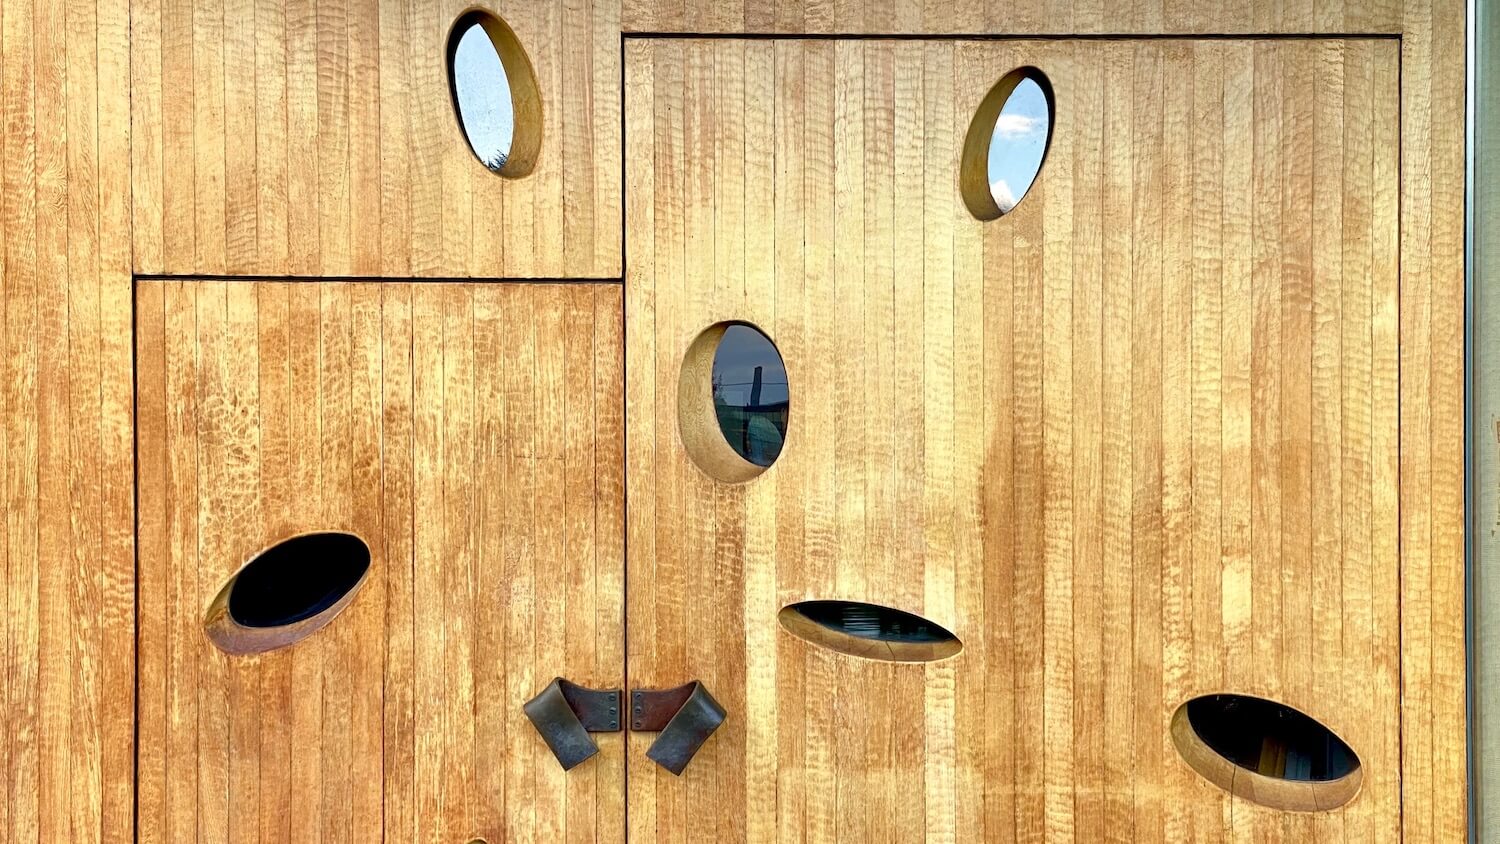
left=1185, top=694, right=1359, bottom=782
left=228, top=532, right=371, bottom=628
left=789, top=600, right=957, bottom=645
left=712, top=324, right=788, bottom=468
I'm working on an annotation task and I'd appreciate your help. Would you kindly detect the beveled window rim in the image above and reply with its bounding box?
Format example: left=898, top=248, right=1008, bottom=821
left=959, top=65, right=1055, bottom=221
left=444, top=6, right=545, bottom=178
left=202, top=529, right=373, bottom=656
left=777, top=599, right=963, bottom=664
left=1169, top=692, right=1365, bottom=813
left=677, top=319, right=788, bottom=484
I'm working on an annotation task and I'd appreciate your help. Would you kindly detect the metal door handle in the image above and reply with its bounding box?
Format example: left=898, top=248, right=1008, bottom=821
left=630, top=681, right=726, bottom=776
left=523, top=678, right=622, bottom=771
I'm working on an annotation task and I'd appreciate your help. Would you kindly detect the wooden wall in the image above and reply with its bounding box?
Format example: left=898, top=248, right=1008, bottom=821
left=624, top=37, right=1402, bottom=842
left=609, top=18, right=1468, bottom=837
left=0, top=0, right=1466, bottom=841
left=130, top=0, right=623, bottom=279
left=135, top=279, right=625, bottom=843
left=0, top=0, right=136, bottom=841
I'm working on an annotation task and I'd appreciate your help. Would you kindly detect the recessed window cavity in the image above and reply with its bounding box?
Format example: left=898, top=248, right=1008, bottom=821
left=446, top=9, right=543, bottom=178
left=678, top=322, right=788, bottom=483
left=1171, top=693, right=1363, bottom=811
left=778, top=600, right=962, bottom=663
left=204, top=531, right=372, bottom=655
left=960, top=67, right=1054, bottom=220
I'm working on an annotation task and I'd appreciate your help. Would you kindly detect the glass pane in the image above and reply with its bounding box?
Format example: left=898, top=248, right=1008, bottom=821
left=228, top=532, right=371, bottom=628
left=712, top=324, right=787, bottom=468
left=987, top=75, right=1050, bottom=214
left=451, top=20, right=515, bottom=172
left=1184, top=694, right=1358, bottom=782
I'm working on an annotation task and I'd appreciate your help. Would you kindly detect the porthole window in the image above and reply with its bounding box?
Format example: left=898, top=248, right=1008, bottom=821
left=678, top=322, right=788, bottom=483
left=1170, top=693, right=1363, bottom=811
left=778, top=600, right=962, bottom=663
left=960, top=67, right=1054, bottom=220
left=204, top=531, right=372, bottom=655
left=446, top=9, right=543, bottom=177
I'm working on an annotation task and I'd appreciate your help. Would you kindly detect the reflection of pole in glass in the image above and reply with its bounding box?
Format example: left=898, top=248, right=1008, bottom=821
left=743, top=365, right=764, bottom=457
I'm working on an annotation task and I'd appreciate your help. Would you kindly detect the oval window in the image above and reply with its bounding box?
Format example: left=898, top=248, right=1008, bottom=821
left=960, top=67, right=1054, bottom=220
left=1171, top=693, right=1363, bottom=811
left=778, top=600, right=962, bottom=663
left=678, top=322, right=788, bottom=482
left=204, top=531, right=372, bottom=655
left=446, top=10, right=542, bottom=177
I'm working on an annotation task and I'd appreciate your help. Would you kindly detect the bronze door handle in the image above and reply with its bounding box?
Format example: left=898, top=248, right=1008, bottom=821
left=630, top=681, right=726, bottom=776
left=523, top=678, right=623, bottom=771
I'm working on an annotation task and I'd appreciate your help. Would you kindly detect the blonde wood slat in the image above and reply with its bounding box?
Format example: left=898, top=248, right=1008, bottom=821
left=1370, top=39, right=1403, bottom=839
left=1338, top=40, right=1375, bottom=844
left=1098, top=42, right=1135, bottom=844
left=379, top=283, right=416, bottom=842
left=1070, top=43, right=1104, bottom=841
left=34, top=0, right=73, bottom=832
left=1190, top=41, right=1226, bottom=843
left=254, top=0, right=290, bottom=272
left=1403, top=0, right=1468, bottom=839
left=135, top=282, right=169, bottom=844
left=134, top=280, right=625, bottom=843
left=1128, top=41, right=1166, bottom=843
left=223, top=0, right=257, bottom=271
left=625, top=37, right=1403, bottom=843
left=623, top=0, right=1402, bottom=31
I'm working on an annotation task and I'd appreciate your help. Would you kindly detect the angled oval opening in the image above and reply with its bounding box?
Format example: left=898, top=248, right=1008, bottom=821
left=1171, top=693, right=1363, bottom=811
left=778, top=600, right=961, bottom=663
left=446, top=9, right=543, bottom=177
left=204, top=531, right=372, bottom=655
left=960, top=67, right=1054, bottom=220
left=679, top=321, right=789, bottom=483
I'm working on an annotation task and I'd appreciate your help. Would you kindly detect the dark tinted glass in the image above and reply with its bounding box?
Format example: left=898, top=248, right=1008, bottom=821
left=712, top=324, right=787, bottom=467
left=228, top=532, right=371, bottom=628
left=1185, top=694, right=1359, bottom=782
left=789, top=600, right=957, bottom=645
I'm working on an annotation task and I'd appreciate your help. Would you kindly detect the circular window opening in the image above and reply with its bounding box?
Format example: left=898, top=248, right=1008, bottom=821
left=678, top=322, right=788, bottom=483
left=204, top=531, right=372, bottom=655
left=960, top=67, right=1054, bottom=220
left=778, top=600, right=962, bottom=663
left=446, top=9, right=542, bottom=178
left=1171, top=693, right=1363, bottom=811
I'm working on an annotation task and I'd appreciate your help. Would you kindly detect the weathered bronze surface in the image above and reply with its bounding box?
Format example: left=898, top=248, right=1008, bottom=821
left=523, top=678, right=622, bottom=771
left=630, top=682, right=726, bottom=776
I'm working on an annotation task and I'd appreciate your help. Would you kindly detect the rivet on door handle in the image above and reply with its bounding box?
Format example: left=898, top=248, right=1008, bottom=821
left=630, top=681, right=726, bottom=776
left=523, top=678, right=622, bottom=771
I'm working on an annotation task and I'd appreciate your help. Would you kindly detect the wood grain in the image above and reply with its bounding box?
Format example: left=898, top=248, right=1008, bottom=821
left=130, top=0, right=623, bottom=279
left=0, top=0, right=1467, bottom=839
left=1400, top=0, right=1469, bottom=840
left=135, top=279, right=625, bottom=842
left=624, top=37, right=1405, bottom=842
left=0, top=0, right=135, bottom=839
left=621, top=0, right=1405, bottom=35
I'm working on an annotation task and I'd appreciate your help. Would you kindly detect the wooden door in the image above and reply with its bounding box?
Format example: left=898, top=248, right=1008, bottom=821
left=624, top=38, right=1400, bottom=841
left=135, top=280, right=625, bottom=843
